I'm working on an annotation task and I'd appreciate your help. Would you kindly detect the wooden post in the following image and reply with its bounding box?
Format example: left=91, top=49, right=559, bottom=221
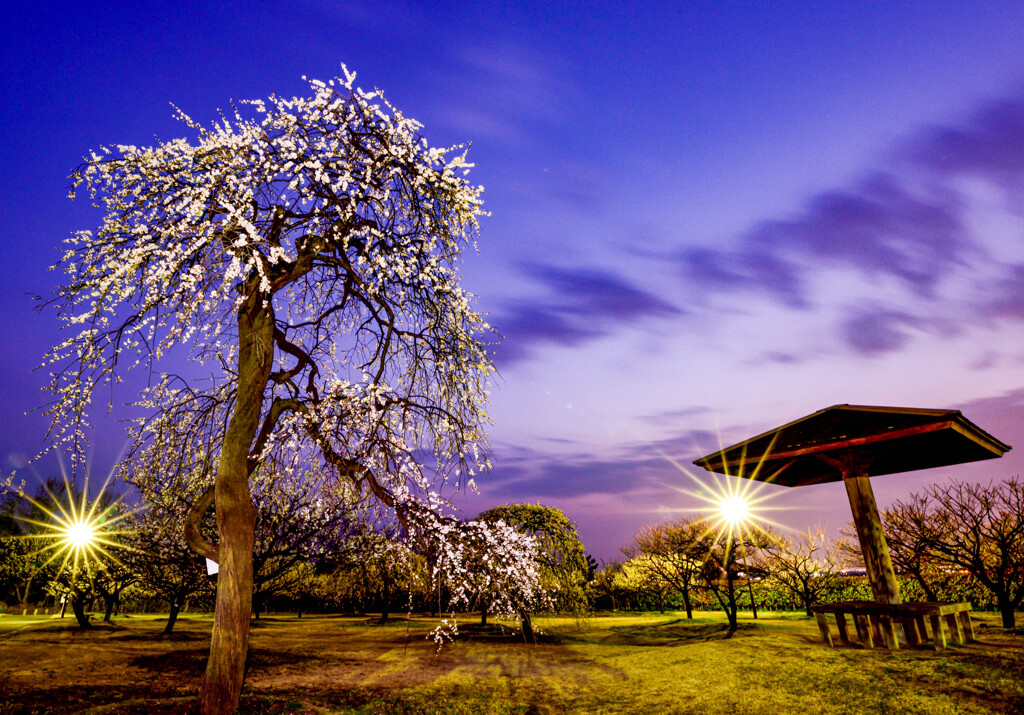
left=843, top=473, right=902, bottom=605
left=930, top=615, right=946, bottom=651
left=879, top=615, right=900, bottom=650
left=916, top=615, right=928, bottom=642
left=958, top=611, right=975, bottom=642
left=835, top=613, right=850, bottom=643
left=902, top=617, right=921, bottom=646
left=947, top=614, right=965, bottom=644
left=855, top=615, right=874, bottom=648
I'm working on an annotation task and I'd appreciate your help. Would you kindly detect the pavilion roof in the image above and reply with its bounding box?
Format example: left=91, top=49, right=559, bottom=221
left=692, top=404, right=1010, bottom=487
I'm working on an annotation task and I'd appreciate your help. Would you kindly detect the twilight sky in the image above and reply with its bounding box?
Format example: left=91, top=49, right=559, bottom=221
left=5, top=1, right=1024, bottom=560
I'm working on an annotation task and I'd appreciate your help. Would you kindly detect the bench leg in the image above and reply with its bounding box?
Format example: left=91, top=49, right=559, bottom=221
left=880, top=615, right=900, bottom=650
left=947, top=613, right=965, bottom=645
left=870, top=615, right=885, bottom=647
left=958, top=611, right=976, bottom=642
left=916, top=615, right=929, bottom=642
left=815, top=613, right=834, bottom=647
left=856, top=615, right=874, bottom=648
left=902, top=617, right=921, bottom=646
left=930, top=615, right=946, bottom=652
left=835, top=613, right=850, bottom=643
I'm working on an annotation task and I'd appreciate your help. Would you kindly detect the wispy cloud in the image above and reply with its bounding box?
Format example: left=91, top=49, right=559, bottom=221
left=489, top=264, right=682, bottom=367
left=841, top=306, right=923, bottom=356
left=683, top=172, right=968, bottom=307
left=908, top=92, right=1024, bottom=183
left=677, top=88, right=1024, bottom=360
left=484, top=425, right=727, bottom=501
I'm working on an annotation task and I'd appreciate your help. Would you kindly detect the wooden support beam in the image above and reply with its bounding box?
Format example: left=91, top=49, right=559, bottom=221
left=916, top=615, right=928, bottom=642
left=880, top=615, right=900, bottom=650
left=843, top=473, right=902, bottom=604
left=853, top=614, right=866, bottom=642
left=902, top=617, right=921, bottom=646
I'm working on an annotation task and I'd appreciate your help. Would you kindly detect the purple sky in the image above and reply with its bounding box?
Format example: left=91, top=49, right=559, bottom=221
left=5, top=1, right=1024, bottom=560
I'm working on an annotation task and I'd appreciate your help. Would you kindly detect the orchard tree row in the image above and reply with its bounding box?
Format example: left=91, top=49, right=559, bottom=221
left=601, top=476, right=1024, bottom=630
left=1, top=477, right=591, bottom=635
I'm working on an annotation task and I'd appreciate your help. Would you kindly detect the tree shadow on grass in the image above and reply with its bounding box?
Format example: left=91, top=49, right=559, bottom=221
left=130, top=646, right=315, bottom=677
left=602, top=619, right=756, bottom=646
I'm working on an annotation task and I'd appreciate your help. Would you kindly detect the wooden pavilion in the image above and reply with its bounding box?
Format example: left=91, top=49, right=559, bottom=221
left=694, top=404, right=1011, bottom=649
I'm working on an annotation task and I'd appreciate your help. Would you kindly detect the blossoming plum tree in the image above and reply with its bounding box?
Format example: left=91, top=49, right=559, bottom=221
left=44, top=66, right=527, bottom=714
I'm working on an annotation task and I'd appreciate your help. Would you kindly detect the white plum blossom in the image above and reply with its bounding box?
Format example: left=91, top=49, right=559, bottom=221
left=42, top=65, right=528, bottom=713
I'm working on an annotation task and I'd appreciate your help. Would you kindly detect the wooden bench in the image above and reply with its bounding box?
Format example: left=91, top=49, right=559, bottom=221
left=810, top=601, right=975, bottom=651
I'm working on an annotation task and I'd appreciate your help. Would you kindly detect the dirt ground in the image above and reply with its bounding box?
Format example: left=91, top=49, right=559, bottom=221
left=1, top=611, right=1022, bottom=714
left=0, top=613, right=558, bottom=714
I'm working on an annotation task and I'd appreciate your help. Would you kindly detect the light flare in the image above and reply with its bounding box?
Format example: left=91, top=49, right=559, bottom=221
left=647, top=432, right=799, bottom=562
left=717, top=494, right=751, bottom=527
left=10, top=470, right=132, bottom=579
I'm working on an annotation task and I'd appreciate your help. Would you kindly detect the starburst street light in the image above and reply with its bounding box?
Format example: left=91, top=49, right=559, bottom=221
left=654, top=446, right=783, bottom=547
left=651, top=446, right=783, bottom=622
left=14, top=473, right=131, bottom=579
left=717, top=495, right=751, bottom=528
left=63, top=518, right=99, bottom=550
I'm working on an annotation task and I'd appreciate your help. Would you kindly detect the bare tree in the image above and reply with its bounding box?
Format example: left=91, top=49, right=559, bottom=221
left=880, top=494, right=943, bottom=601
left=693, top=520, right=768, bottom=632
left=92, top=558, right=137, bottom=622
left=762, top=527, right=844, bottom=616
left=628, top=517, right=706, bottom=619
left=45, top=66, right=508, bottom=714
left=889, top=478, right=1024, bottom=628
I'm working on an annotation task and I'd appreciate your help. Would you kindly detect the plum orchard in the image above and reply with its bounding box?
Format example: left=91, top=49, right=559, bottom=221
left=43, top=66, right=542, bottom=715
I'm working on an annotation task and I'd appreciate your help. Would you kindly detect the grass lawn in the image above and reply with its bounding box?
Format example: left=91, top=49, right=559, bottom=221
left=0, top=610, right=1022, bottom=714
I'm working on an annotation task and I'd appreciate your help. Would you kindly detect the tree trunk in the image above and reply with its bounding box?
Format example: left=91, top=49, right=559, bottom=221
left=200, top=470, right=257, bottom=714
left=198, top=294, right=272, bottom=715
left=998, top=594, right=1016, bottom=629
left=71, top=595, right=91, bottom=628
left=682, top=587, right=693, bottom=620
left=379, top=578, right=391, bottom=624
left=480, top=600, right=488, bottom=626
left=747, top=577, right=758, bottom=619
left=658, top=590, right=665, bottom=614
left=164, top=602, right=182, bottom=635
left=912, top=569, right=937, bottom=602
left=103, top=596, right=115, bottom=622
left=726, top=578, right=738, bottom=632
left=520, top=611, right=534, bottom=642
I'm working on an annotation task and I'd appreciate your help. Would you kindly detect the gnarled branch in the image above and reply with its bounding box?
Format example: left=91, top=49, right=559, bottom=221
left=184, top=485, right=219, bottom=563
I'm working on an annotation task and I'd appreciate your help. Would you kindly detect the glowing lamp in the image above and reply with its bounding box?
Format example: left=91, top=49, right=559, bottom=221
left=717, top=495, right=750, bottom=526
left=65, top=520, right=97, bottom=549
